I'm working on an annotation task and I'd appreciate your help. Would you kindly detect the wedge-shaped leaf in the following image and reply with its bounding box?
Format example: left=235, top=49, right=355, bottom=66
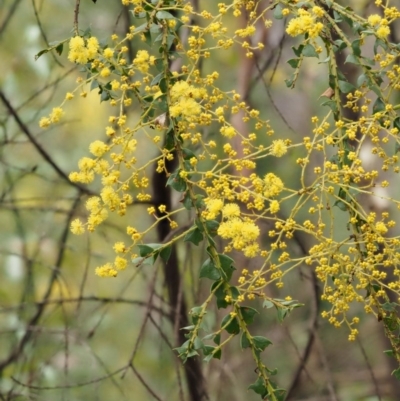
left=218, top=254, right=235, bottom=280
left=351, top=39, right=361, bottom=56
left=156, top=10, right=175, bottom=19
left=200, top=258, right=221, bottom=281
left=184, top=227, right=204, bottom=246
left=392, top=367, right=400, bottom=380
left=287, top=58, right=300, bottom=69
left=204, top=220, right=219, bottom=236
left=253, top=336, right=272, bottom=351
left=345, top=53, right=359, bottom=65
left=213, top=280, right=229, bottom=309
left=248, top=377, right=268, bottom=398
left=273, top=4, right=283, bottom=19
left=138, top=243, right=161, bottom=257
left=203, top=345, right=221, bottom=361
left=240, top=306, right=258, bottom=325
left=189, top=306, right=203, bottom=325
left=373, top=97, right=385, bottom=114
left=221, top=314, right=240, bottom=334
left=160, top=245, right=172, bottom=263
left=240, top=332, right=251, bottom=349
left=166, top=170, right=187, bottom=192
left=338, top=80, right=355, bottom=93
left=302, top=44, right=318, bottom=58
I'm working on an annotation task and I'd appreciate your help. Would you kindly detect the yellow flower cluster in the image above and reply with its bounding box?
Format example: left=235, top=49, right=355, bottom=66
left=68, top=36, right=99, bottom=64
left=286, top=8, right=324, bottom=38
left=368, top=14, right=391, bottom=39
left=218, top=212, right=260, bottom=258
left=169, top=80, right=205, bottom=120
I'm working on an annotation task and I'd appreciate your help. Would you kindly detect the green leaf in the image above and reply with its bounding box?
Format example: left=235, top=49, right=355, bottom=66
left=213, top=333, right=221, bottom=345
left=338, top=80, right=355, bottom=93
left=351, top=39, right=361, bottom=57
left=143, top=29, right=152, bottom=46
left=90, top=79, right=99, bottom=91
left=213, top=348, right=222, bottom=359
left=374, top=38, right=388, bottom=55
left=166, top=170, right=187, bottom=192
left=394, top=116, right=400, bottom=132
left=184, top=227, right=204, bottom=246
left=333, top=39, right=347, bottom=52
left=156, top=10, right=175, bottom=19
left=248, top=377, right=268, bottom=398
left=218, top=254, right=235, bottom=281
left=345, top=54, right=359, bottom=65
left=240, top=306, right=258, bottom=325
left=285, top=77, right=295, bottom=88
left=321, top=99, right=338, bottom=113
left=182, top=192, right=193, bottom=210
left=273, top=4, right=283, bottom=19
left=287, top=58, right=300, bottom=69
left=212, top=280, right=229, bottom=309
left=200, top=258, right=221, bottom=281
left=182, top=147, right=196, bottom=160
left=55, top=43, right=64, bottom=56
left=230, top=286, right=240, bottom=300
left=203, top=345, right=221, bottom=361
left=382, top=302, right=398, bottom=312
left=221, top=314, right=240, bottom=334
left=383, top=316, right=399, bottom=331
left=35, top=48, right=50, bottom=60
left=193, top=336, right=203, bottom=350
left=392, top=367, right=400, bottom=380
left=373, top=97, right=385, bottom=114
left=195, top=195, right=204, bottom=208
left=138, top=243, right=161, bottom=257
left=175, top=340, right=189, bottom=358
left=384, top=349, right=395, bottom=358
left=160, top=245, right=172, bottom=263
left=253, top=336, right=272, bottom=351
left=151, top=72, right=163, bottom=86
left=205, top=220, right=219, bottom=236
left=240, top=332, right=251, bottom=349
left=302, top=44, right=318, bottom=58
left=276, top=306, right=289, bottom=322
left=333, top=10, right=342, bottom=22
left=190, top=306, right=203, bottom=324
left=357, top=73, right=367, bottom=87
left=334, top=200, right=348, bottom=211
left=292, top=44, right=304, bottom=57
left=263, top=300, right=274, bottom=309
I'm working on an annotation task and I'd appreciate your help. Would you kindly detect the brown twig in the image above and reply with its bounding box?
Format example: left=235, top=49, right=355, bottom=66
left=74, top=0, right=81, bottom=35
left=0, top=196, right=80, bottom=372
left=0, top=90, right=92, bottom=195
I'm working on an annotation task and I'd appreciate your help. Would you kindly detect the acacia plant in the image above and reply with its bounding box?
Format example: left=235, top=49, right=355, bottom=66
left=36, top=0, right=400, bottom=399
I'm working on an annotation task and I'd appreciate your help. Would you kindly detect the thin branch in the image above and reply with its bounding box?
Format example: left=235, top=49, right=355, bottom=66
left=130, top=365, right=164, bottom=401
left=11, top=366, right=127, bottom=390
left=0, top=0, right=22, bottom=37
left=0, top=196, right=80, bottom=372
left=74, top=0, right=81, bottom=35
left=31, top=0, right=63, bottom=66
left=0, top=90, right=92, bottom=195
left=356, top=335, right=382, bottom=401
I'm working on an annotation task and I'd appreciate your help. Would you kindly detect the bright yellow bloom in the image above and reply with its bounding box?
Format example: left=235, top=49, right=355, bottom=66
left=71, top=218, right=85, bottom=235
left=270, top=140, right=287, bottom=157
